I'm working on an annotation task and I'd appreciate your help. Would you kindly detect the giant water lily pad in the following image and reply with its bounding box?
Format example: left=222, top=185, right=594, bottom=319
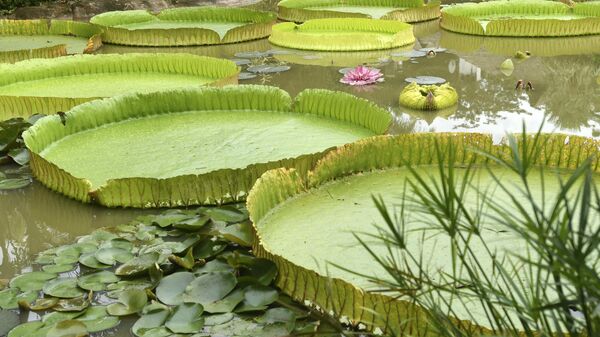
left=0, top=19, right=102, bottom=64
left=269, top=18, right=415, bottom=51
left=90, top=7, right=276, bottom=46
left=248, top=133, right=600, bottom=334
left=277, top=0, right=440, bottom=23
left=24, top=85, right=391, bottom=208
left=0, top=53, right=239, bottom=119
left=441, top=0, right=600, bottom=37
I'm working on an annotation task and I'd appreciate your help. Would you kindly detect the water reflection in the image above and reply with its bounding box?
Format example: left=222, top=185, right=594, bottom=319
left=0, top=181, right=149, bottom=278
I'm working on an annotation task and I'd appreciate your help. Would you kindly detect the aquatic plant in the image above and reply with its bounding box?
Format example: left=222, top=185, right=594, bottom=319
left=441, top=0, right=600, bottom=37
left=0, top=19, right=102, bottom=63
left=340, top=65, right=384, bottom=86
left=2, top=205, right=342, bottom=337
left=269, top=18, right=415, bottom=51
left=247, top=131, right=600, bottom=336
left=90, top=7, right=276, bottom=47
left=277, top=0, right=440, bottom=23
left=399, top=82, right=458, bottom=110
left=23, top=85, right=392, bottom=208
left=0, top=53, right=239, bottom=119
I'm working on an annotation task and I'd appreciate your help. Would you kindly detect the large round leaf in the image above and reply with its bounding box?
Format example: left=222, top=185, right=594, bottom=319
left=248, top=133, right=600, bottom=334
left=277, top=0, right=440, bottom=23
left=23, top=86, right=391, bottom=208
left=0, top=54, right=239, bottom=118
left=155, top=272, right=195, bottom=306
left=269, top=19, right=415, bottom=51
left=90, top=7, right=276, bottom=47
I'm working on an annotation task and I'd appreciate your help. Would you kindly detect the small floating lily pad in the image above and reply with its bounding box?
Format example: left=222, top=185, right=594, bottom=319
left=115, top=253, right=159, bottom=276
left=94, top=248, right=134, bottom=266
left=404, top=76, right=446, bottom=85
left=246, top=65, right=291, bottom=74
left=46, top=320, right=88, bottom=337
left=77, top=271, right=119, bottom=291
left=43, top=278, right=85, bottom=299
left=106, top=289, right=147, bottom=316
left=182, top=272, right=237, bottom=305
left=165, top=303, right=205, bottom=333
left=10, top=271, right=57, bottom=292
left=238, top=72, right=258, bottom=80
left=156, top=272, right=195, bottom=306
left=391, top=50, right=427, bottom=58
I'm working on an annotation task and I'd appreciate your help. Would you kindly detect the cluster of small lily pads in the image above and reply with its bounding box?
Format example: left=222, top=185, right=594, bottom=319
left=232, top=50, right=292, bottom=82
left=0, top=114, right=44, bottom=190
left=0, top=205, right=331, bottom=337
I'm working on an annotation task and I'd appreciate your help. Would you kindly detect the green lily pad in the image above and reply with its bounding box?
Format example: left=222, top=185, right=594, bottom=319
left=79, top=253, right=111, bottom=269
left=173, top=215, right=210, bottom=231
left=95, top=247, right=133, bottom=266
left=77, top=307, right=120, bottom=333
left=203, top=206, right=248, bottom=223
left=77, top=271, right=119, bottom=291
left=169, top=248, right=196, bottom=270
left=43, top=311, right=83, bottom=325
left=7, top=321, right=48, bottom=337
left=43, top=278, right=85, bottom=298
left=43, top=264, right=75, bottom=273
left=106, top=289, right=147, bottom=316
left=220, top=222, right=253, bottom=247
left=246, top=65, right=291, bottom=74
left=194, top=260, right=234, bottom=275
left=115, top=253, right=159, bottom=276
left=132, top=308, right=170, bottom=337
left=155, top=272, right=195, bottom=306
left=8, top=148, right=29, bottom=165
left=0, top=309, right=20, bottom=336
left=243, top=285, right=278, bottom=308
left=204, top=313, right=234, bottom=326
left=192, top=239, right=227, bottom=260
left=10, top=271, right=57, bottom=291
left=99, top=238, right=134, bottom=252
left=165, top=303, right=204, bottom=333
left=201, top=289, right=245, bottom=314
left=151, top=212, right=196, bottom=228
left=46, top=320, right=88, bottom=337
left=0, top=178, right=31, bottom=190
left=259, top=308, right=296, bottom=332
left=183, top=272, right=237, bottom=305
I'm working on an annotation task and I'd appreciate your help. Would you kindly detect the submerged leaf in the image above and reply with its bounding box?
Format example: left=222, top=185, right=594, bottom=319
left=0, top=178, right=31, bottom=190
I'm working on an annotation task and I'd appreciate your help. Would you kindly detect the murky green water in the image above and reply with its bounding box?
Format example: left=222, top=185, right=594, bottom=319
left=1, top=17, right=599, bottom=336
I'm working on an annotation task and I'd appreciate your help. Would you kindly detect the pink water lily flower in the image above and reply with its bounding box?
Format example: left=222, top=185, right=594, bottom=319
left=340, top=65, right=384, bottom=86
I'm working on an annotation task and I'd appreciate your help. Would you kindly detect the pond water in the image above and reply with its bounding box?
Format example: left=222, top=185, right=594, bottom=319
left=1, top=16, right=599, bottom=336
